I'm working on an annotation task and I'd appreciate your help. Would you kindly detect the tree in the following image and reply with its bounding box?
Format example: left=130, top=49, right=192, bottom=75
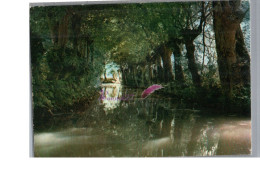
left=181, top=2, right=207, bottom=88
left=213, top=0, right=249, bottom=98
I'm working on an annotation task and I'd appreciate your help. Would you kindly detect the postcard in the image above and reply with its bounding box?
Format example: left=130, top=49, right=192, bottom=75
left=30, top=0, right=251, bottom=157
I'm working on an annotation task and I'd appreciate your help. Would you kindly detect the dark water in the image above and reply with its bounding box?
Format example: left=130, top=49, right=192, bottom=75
left=34, top=84, right=251, bottom=157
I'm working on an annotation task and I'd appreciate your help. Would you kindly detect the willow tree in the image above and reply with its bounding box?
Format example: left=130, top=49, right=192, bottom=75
left=157, top=1, right=209, bottom=87
left=177, top=2, right=208, bottom=88
left=138, top=2, right=186, bottom=83
left=30, top=5, right=107, bottom=115
left=213, top=0, right=250, bottom=98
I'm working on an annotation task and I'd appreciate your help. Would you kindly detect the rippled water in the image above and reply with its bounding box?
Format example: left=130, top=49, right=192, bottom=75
left=34, top=84, right=251, bottom=157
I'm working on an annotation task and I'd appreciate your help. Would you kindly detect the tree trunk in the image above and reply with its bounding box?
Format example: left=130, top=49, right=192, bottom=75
left=47, top=12, right=70, bottom=47
left=236, top=26, right=250, bottom=86
left=143, top=65, right=150, bottom=86
left=131, top=66, right=138, bottom=87
left=104, top=69, right=107, bottom=80
left=121, top=67, right=127, bottom=85
left=179, top=2, right=205, bottom=88
left=47, top=14, right=59, bottom=45
left=155, top=54, right=164, bottom=83
left=131, top=67, right=135, bottom=87
left=71, top=14, right=81, bottom=51
left=127, top=68, right=131, bottom=86
left=185, top=40, right=201, bottom=88
left=146, top=56, right=153, bottom=85
left=160, top=44, right=174, bottom=83
left=148, top=64, right=153, bottom=84
left=213, top=1, right=243, bottom=97
left=173, top=43, right=185, bottom=83
left=58, top=14, right=69, bottom=48
left=137, top=67, right=143, bottom=87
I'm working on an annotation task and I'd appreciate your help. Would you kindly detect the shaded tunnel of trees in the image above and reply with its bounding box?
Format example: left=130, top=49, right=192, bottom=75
left=30, top=0, right=250, bottom=122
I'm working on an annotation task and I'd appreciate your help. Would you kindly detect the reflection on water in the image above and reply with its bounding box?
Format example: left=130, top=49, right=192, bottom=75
left=34, top=85, right=251, bottom=157
left=99, top=84, right=122, bottom=112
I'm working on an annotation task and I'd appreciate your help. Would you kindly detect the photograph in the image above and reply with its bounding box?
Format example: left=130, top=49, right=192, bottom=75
left=30, top=0, right=251, bottom=157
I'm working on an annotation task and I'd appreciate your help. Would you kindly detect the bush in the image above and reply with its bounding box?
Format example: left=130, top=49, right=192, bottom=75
left=31, top=41, right=103, bottom=122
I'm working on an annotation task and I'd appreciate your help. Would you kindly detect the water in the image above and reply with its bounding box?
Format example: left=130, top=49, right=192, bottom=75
left=34, top=84, right=251, bottom=157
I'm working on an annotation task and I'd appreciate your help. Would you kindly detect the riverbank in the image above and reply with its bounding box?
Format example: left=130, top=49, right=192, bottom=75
left=33, top=89, right=101, bottom=132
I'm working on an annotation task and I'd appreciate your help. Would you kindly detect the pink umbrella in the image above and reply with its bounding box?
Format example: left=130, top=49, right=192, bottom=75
left=141, top=84, right=164, bottom=99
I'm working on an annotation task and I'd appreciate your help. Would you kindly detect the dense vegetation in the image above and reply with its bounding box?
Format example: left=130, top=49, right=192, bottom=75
left=30, top=1, right=250, bottom=125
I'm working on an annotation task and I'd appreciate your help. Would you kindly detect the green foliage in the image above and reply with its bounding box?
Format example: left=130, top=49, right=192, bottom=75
left=30, top=1, right=251, bottom=121
left=30, top=10, right=103, bottom=117
left=231, top=86, right=251, bottom=114
left=31, top=45, right=102, bottom=112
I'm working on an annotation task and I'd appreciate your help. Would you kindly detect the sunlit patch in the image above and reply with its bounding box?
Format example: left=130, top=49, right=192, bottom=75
left=216, top=120, right=251, bottom=155
left=143, top=137, right=171, bottom=150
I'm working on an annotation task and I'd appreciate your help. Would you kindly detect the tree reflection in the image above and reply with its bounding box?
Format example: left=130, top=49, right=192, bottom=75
left=34, top=86, right=251, bottom=157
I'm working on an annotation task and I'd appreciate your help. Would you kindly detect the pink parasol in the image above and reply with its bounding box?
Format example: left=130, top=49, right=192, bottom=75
left=141, top=84, right=163, bottom=99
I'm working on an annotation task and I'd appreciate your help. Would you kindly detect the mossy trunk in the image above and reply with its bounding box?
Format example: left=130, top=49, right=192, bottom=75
left=121, top=67, right=127, bottom=85
left=57, top=14, right=69, bottom=48
left=236, top=26, right=250, bottom=86
left=71, top=13, right=81, bottom=51
left=213, top=1, right=243, bottom=97
left=155, top=54, right=164, bottom=83
left=185, top=40, right=201, bottom=88
left=160, top=44, right=174, bottom=83
left=173, top=43, right=185, bottom=83
left=47, top=13, right=70, bottom=48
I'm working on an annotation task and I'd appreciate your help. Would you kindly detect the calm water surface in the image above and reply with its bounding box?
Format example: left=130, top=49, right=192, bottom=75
left=34, top=84, right=251, bottom=157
